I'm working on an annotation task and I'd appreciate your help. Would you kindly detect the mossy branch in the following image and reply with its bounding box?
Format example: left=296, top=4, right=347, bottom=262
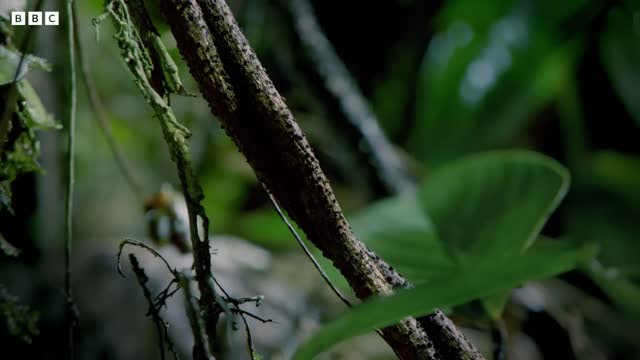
left=96, top=0, right=220, bottom=355
left=153, top=0, right=475, bottom=358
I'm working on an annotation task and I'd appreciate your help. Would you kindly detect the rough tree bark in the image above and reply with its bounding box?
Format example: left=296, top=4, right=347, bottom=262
left=156, top=0, right=483, bottom=358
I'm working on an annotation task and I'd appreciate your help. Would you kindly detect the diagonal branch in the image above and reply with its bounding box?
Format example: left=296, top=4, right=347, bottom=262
left=156, top=0, right=482, bottom=358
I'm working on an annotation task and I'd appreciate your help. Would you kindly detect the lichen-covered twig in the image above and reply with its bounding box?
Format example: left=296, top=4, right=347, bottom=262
left=264, top=187, right=352, bottom=308
left=177, top=272, right=214, bottom=360
left=117, top=239, right=178, bottom=277
left=96, top=0, right=220, bottom=354
left=288, top=0, right=414, bottom=195
left=72, top=3, right=145, bottom=201
left=128, top=254, right=181, bottom=360
left=64, top=1, right=79, bottom=358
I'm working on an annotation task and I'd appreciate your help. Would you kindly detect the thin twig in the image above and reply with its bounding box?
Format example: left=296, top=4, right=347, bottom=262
left=264, top=185, right=399, bottom=356
left=238, top=310, right=258, bottom=359
left=231, top=309, right=275, bottom=324
left=177, top=272, right=213, bottom=360
left=128, top=254, right=181, bottom=360
left=72, top=2, right=145, bottom=201
left=264, top=187, right=351, bottom=308
left=158, top=0, right=443, bottom=357
left=64, top=1, right=79, bottom=358
left=211, top=275, right=264, bottom=359
left=98, top=1, right=221, bottom=354
left=117, top=239, right=177, bottom=277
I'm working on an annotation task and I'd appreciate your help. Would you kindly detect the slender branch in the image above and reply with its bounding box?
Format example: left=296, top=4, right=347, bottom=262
left=265, top=184, right=405, bottom=358
left=64, top=1, right=79, bottom=358
left=264, top=187, right=352, bottom=308
left=129, top=254, right=182, bottom=360
left=178, top=272, right=215, bottom=360
left=72, top=4, right=145, bottom=201
left=288, top=0, right=414, bottom=195
left=154, top=0, right=447, bottom=358
left=117, top=238, right=177, bottom=277
left=98, top=0, right=222, bottom=353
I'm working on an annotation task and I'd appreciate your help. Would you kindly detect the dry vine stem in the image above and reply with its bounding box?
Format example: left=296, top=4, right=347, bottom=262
left=157, top=0, right=483, bottom=358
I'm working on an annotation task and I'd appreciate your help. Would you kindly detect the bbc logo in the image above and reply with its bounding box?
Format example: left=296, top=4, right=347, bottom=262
left=11, top=11, right=59, bottom=26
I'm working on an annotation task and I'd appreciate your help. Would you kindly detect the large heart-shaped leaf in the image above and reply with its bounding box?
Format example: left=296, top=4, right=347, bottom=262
left=420, top=150, right=569, bottom=263
left=293, top=241, right=596, bottom=359
left=349, top=194, right=453, bottom=282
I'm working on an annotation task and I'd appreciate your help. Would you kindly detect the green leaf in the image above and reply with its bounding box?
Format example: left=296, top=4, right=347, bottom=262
left=587, top=261, right=640, bottom=319
left=600, top=7, right=640, bottom=127
left=408, top=1, right=582, bottom=166
left=293, top=241, right=596, bottom=359
left=420, top=150, right=570, bottom=262
left=16, top=80, right=60, bottom=130
left=566, top=183, right=640, bottom=318
left=567, top=188, right=640, bottom=280
left=0, top=45, right=50, bottom=86
left=590, top=151, right=640, bottom=204
left=349, top=194, right=453, bottom=282
left=233, top=209, right=301, bottom=250
left=481, top=291, right=511, bottom=321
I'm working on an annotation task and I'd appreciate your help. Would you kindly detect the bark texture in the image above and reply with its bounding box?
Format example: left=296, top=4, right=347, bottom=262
left=156, top=0, right=483, bottom=358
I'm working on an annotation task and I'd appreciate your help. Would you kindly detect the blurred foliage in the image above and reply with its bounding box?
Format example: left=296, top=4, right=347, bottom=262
left=0, top=28, right=59, bottom=212
left=0, top=284, right=39, bottom=344
left=0, top=0, right=638, bottom=358
left=298, top=151, right=595, bottom=356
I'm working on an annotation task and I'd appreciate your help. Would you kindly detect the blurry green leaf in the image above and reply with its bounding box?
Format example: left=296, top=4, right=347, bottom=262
left=587, top=260, right=640, bottom=319
left=434, top=0, right=513, bottom=29
left=0, top=284, right=39, bottom=344
left=16, top=80, right=60, bottom=130
left=566, top=172, right=640, bottom=319
left=371, top=44, right=416, bottom=138
left=349, top=194, right=453, bottom=282
left=201, top=171, right=248, bottom=228
left=0, top=45, right=50, bottom=85
left=567, top=189, right=640, bottom=279
left=420, top=150, right=570, bottom=262
left=481, top=291, right=511, bottom=321
left=293, top=241, right=596, bottom=359
left=409, top=2, right=579, bottom=166
left=590, top=151, right=640, bottom=204
left=315, top=151, right=570, bottom=322
left=234, top=209, right=300, bottom=250
left=601, top=7, right=640, bottom=126
left=0, top=79, right=59, bottom=211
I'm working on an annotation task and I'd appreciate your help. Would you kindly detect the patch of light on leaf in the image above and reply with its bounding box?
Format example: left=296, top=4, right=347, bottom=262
left=459, top=10, right=529, bottom=104
left=426, top=21, right=474, bottom=66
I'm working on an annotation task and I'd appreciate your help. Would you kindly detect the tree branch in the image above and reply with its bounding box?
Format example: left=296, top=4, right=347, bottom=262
left=98, top=0, right=222, bottom=354
left=155, top=0, right=482, bottom=358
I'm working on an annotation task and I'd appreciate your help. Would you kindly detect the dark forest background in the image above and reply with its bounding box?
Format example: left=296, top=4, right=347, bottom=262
left=1, top=0, right=639, bottom=359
